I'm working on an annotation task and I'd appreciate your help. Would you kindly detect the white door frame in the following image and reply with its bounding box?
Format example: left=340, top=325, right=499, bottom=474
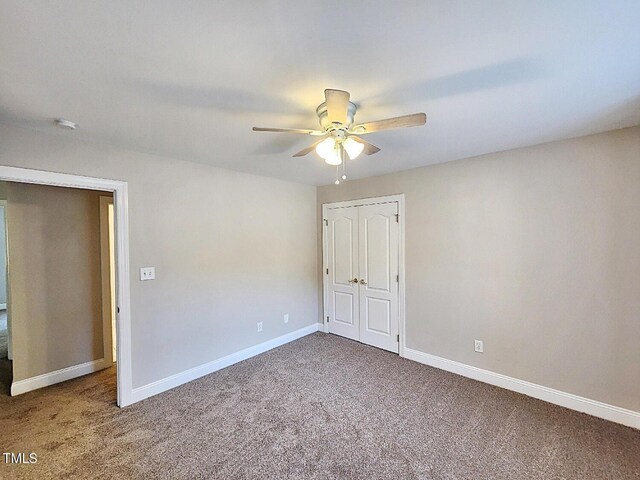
left=322, top=194, right=406, bottom=357
left=0, top=166, right=133, bottom=407
left=99, top=195, right=116, bottom=366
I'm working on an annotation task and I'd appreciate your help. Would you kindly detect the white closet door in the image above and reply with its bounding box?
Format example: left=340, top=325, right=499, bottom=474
left=358, top=202, right=399, bottom=353
left=326, top=206, right=360, bottom=341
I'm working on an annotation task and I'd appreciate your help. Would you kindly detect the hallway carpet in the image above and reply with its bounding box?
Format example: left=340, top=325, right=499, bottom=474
left=0, top=332, right=638, bottom=479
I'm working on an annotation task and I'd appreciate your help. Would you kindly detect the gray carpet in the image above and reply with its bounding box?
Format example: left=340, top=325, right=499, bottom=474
left=0, top=332, right=638, bottom=479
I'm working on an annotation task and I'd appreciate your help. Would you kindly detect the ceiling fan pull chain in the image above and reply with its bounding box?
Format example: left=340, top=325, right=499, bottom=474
left=341, top=146, right=347, bottom=181
left=335, top=165, right=340, bottom=185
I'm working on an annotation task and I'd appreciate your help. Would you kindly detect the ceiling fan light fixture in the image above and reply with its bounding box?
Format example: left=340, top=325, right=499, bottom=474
left=343, top=137, right=365, bottom=160
left=315, top=137, right=334, bottom=159
left=324, top=149, right=342, bottom=166
left=316, top=137, right=342, bottom=165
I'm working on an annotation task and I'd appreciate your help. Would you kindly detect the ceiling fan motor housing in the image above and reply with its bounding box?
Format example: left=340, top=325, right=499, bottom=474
left=316, top=101, right=357, bottom=130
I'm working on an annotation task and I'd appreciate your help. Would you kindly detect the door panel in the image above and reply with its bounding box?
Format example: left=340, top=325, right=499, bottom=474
left=365, top=297, right=391, bottom=334
left=327, top=207, right=359, bottom=340
left=364, top=214, right=391, bottom=292
left=334, top=291, right=354, bottom=325
left=358, top=203, right=399, bottom=352
left=333, top=217, right=354, bottom=287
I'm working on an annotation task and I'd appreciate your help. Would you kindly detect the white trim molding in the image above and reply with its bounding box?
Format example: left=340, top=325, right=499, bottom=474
left=131, top=323, right=320, bottom=404
left=0, top=303, right=6, bottom=310
left=99, top=195, right=115, bottom=366
left=11, top=359, right=107, bottom=396
left=404, top=347, right=640, bottom=430
left=0, top=166, right=133, bottom=407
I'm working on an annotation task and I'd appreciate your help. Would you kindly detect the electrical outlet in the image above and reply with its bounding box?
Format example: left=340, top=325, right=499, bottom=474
left=283, top=313, right=289, bottom=324
left=474, top=339, right=484, bottom=353
left=257, top=322, right=263, bottom=332
left=140, top=267, right=155, bottom=281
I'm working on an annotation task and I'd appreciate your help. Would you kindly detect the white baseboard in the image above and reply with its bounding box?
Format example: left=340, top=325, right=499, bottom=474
left=403, top=347, right=640, bottom=430
left=0, top=303, right=6, bottom=310
left=131, top=323, right=320, bottom=404
left=11, top=358, right=106, bottom=396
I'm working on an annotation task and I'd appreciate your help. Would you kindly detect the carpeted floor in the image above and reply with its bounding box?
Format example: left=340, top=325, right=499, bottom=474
left=0, top=332, right=638, bottom=479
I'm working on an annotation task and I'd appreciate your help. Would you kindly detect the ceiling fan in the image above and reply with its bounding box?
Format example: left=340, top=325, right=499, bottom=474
left=253, top=89, right=426, bottom=184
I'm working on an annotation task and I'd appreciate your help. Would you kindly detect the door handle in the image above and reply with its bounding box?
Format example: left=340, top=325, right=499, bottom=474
left=359, top=279, right=367, bottom=285
left=349, top=278, right=358, bottom=284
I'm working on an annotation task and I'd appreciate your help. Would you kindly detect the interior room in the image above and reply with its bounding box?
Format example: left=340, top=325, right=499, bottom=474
left=0, top=1, right=638, bottom=478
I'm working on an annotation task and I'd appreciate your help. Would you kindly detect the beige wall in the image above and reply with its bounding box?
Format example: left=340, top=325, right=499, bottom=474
left=0, top=122, right=318, bottom=389
left=6, top=182, right=108, bottom=380
left=318, top=126, right=640, bottom=412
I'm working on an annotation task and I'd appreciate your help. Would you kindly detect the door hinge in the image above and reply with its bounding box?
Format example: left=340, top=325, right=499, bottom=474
left=397, top=334, right=400, bottom=342
left=324, top=219, right=328, bottom=226
left=326, top=268, right=329, bottom=275
left=394, top=213, right=399, bottom=223
left=396, top=274, right=399, bottom=282
left=326, top=316, right=329, bottom=323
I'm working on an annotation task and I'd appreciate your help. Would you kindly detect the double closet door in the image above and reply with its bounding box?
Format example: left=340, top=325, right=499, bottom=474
left=325, top=201, right=400, bottom=353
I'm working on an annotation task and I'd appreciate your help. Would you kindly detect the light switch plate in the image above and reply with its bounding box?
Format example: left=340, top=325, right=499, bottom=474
left=140, top=267, right=155, bottom=281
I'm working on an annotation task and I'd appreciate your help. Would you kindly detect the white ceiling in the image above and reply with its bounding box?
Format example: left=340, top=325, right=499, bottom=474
left=1, top=1, right=639, bottom=186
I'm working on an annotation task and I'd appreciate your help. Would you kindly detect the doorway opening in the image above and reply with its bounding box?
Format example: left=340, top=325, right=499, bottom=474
left=0, top=182, right=116, bottom=400
left=322, top=194, right=406, bottom=355
left=0, top=166, right=132, bottom=406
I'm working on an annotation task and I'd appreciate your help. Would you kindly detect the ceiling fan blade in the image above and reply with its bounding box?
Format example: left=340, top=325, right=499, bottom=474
left=350, top=136, right=381, bottom=155
left=350, top=113, right=426, bottom=134
left=362, top=143, right=381, bottom=155
left=253, top=127, right=323, bottom=135
left=325, top=89, right=350, bottom=124
left=292, top=135, right=330, bottom=157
